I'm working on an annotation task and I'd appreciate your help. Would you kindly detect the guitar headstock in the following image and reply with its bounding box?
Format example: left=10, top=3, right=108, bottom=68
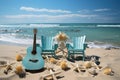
left=33, top=28, right=37, bottom=34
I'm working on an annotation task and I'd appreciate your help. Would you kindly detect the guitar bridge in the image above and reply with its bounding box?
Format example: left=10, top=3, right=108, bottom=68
left=29, top=59, right=38, bottom=63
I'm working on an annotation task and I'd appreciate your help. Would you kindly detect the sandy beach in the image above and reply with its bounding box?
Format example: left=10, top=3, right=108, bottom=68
left=0, top=0, right=120, bottom=79
left=0, top=44, right=120, bottom=80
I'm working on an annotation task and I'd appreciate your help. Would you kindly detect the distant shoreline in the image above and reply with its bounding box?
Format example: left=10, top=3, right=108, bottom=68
left=0, top=23, right=120, bottom=25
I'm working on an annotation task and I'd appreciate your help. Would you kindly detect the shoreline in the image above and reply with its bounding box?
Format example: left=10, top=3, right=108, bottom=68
left=0, top=41, right=30, bottom=47
left=0, top=44, right=120, bottom=80
left=0, top=40, right=120, bottom=49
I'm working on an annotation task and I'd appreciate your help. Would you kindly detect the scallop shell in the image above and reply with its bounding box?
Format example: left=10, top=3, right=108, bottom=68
left=16, top=54, right=22, bottom=61
left=103, top=67, right=112, bottom=75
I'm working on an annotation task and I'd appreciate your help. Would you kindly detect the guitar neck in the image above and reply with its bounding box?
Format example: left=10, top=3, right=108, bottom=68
left=32, top=33, right=37, bottom=55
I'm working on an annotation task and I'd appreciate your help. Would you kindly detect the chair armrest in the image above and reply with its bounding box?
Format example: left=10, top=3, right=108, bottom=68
left=66, top=43, right=73, bottom=50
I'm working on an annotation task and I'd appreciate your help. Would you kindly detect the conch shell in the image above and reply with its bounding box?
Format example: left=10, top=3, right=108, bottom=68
left=84, top=61, right=92, bottom=69
left=103, top=67, right=112, bottom=75
left=16, top=54, right=22, bottom=61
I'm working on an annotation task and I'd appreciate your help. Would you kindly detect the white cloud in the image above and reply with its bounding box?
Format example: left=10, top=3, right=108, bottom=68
left=20, top=6, right=71, bottom=13
left=78, top=9, right=90, bottom=13
left=5, top=14, right=97, bottom=19
left=94, top=8, right=110, bottom=12
left=78, top=8, right=110, bottom=13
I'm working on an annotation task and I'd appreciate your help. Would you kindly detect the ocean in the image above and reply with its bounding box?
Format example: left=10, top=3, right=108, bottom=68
left=0, top=23, right=120, bottom=48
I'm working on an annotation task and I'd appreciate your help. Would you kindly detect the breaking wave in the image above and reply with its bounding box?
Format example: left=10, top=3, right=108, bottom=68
left=87, top=41, right=120, bottom=49
left=97, top=25, right=120, bottom=27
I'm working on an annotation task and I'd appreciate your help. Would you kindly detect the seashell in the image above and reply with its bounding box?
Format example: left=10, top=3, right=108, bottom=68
left=15, top=65, right=24, bottom=74
left=84, top=61, right=92, bottom=69
left=16, top=54, right=23, bottom=61
left=49, top=58, right=57, bottom=64
left=88, top=68, right=97, bottom=75
left=15, top=65, right=26, bottom=78
left=103, top=67, right=112, bottom=75
left=60, top=61, right=68, bottom=70
left=98, top=65, right=102, bottom=69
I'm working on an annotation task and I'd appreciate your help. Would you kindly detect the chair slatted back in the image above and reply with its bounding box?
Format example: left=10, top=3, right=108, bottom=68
left=41, top=36, right=54, bottom=50
left=73, top=35, right=86, bottom=50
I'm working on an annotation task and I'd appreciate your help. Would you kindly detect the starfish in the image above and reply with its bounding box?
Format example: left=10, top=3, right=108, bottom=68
left=40, top=69, right=61, bottom=80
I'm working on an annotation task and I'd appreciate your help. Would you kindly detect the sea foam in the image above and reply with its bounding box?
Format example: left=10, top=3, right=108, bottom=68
left=87, top=42, right=120, bottom=49
left=97, top=25, right=120, bottom=27
left=0, top=34, right=40, bottom=45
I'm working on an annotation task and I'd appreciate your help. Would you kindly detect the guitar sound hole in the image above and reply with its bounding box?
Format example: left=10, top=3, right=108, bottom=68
left=29, top=59, right=38, bottom=63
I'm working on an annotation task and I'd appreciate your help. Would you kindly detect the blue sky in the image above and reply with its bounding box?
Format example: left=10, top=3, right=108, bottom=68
left=0, top=0, right=120, bottom=24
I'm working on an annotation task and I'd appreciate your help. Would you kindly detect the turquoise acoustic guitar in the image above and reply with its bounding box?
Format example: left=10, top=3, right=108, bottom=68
left=22, top=29, right=44, bottom=70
